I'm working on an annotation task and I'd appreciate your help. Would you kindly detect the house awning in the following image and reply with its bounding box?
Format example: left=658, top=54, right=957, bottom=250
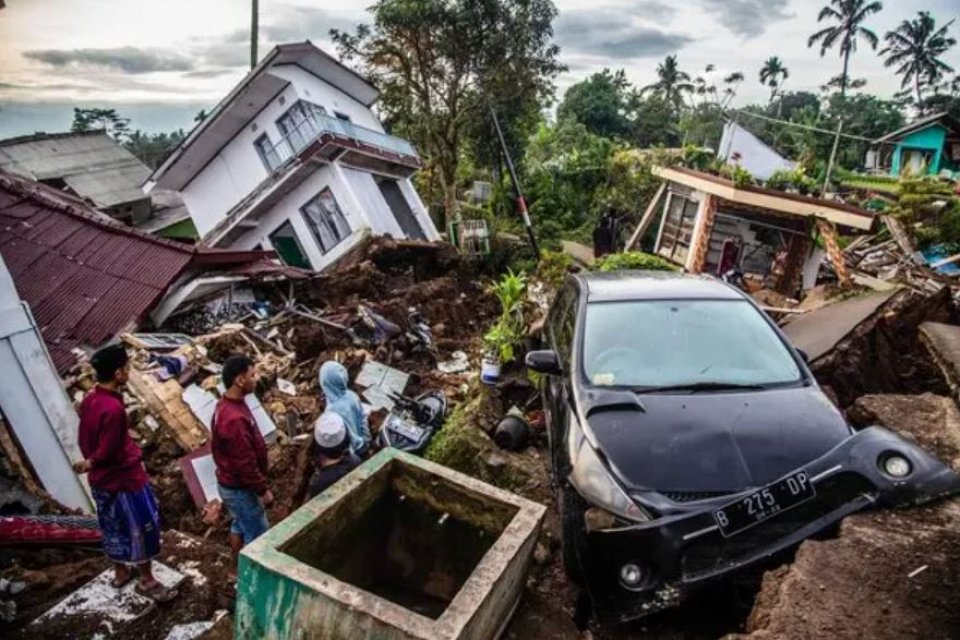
left=652, top=166, right=877, bottom=231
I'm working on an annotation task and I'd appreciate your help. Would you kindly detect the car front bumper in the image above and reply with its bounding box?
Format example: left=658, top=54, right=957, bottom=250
left=579, top=426, right=960, bottom=625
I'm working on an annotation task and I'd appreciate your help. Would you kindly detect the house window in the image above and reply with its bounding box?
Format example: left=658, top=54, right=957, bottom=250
left=268, top=220, right=310, bottom=269
left=334, top=111, right=351, bottom=122
left=277, top=100, right=326, bottom=155
left=657, top=192, right=699, bottom=264
left=254, top=134, right=281, bottom=172
left=301, top=187, right=351, bottom=254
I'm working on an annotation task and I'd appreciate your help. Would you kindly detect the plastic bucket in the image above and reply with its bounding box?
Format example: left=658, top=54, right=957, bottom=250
left=481, top=357, right=501, bottom=384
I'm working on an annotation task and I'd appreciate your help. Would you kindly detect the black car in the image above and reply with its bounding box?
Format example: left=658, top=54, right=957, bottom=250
left=526, top=271, right=960, bottom=625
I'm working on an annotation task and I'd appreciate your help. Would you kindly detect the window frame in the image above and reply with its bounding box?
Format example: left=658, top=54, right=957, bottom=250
left=253, top=134, right=280, bottom=172
left=299, top=186, right=352, bottom=255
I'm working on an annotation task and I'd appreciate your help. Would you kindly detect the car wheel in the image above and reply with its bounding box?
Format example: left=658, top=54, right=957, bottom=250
left=559, top=485, right=588, bottom=585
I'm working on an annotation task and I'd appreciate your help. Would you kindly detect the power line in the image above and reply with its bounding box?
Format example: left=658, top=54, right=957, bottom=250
left=734, top=109, right=894, bottom=145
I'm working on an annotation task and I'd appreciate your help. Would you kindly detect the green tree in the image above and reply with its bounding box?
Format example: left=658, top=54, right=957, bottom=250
left=332, top=0, right=563, bottom=222
left=124, top=130, right=186, bottom=169
left=557, top=69, right=632, bottom=139
left=881, top=11, right=956, bottom=109
left=70, top=108, right=131, bottom=141
left=628, top=93, right=682, bottom=148
left=808, top=0, right=883, bottom=98
left=759, top=56, right=789, bottom=103
left=640, top=55, right=694, bottom=111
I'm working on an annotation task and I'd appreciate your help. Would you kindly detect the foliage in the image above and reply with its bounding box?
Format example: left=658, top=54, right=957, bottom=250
left=332, top=0, right=564, bottom=223
left=759, top=56, right=790, bottom=103
left=537, top=249, right=574, bottom=291
left=558, top=69, right=632, bottom=139
left=592, top=251, right=676, bottom=273
left=719, top=163, right=755, bottom=188
left=124, top=129, right=186, bottom=169
left=71, top=108, right=130, bottom=141
left=640, top=55, right=695, bottom=111
left=888, top=175, right=960, bottom=247
left=881, top=11, right=957, bottom=108
left=681, top=144, right=715, bottom=171
left=808, top=0, right=883, bottom=97
left=484, top=269, right=528, bottom=362
left=765, top=167, right=818, bottom=194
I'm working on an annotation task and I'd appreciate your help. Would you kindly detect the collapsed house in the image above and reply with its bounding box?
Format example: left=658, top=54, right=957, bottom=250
left=0, top=131, right=192, bottom=237
left=145, top=41, right=440, bottom=271
left=645, top=166, right=876, bottom=294
left=0, top=168, right=295, bottom=511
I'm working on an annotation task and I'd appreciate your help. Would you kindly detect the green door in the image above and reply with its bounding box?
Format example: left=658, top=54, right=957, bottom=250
left=269, top=221, right=311, bottom=269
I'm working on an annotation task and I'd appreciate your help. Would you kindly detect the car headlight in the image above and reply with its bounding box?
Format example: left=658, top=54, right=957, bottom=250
left=567, top=417, right=651, bottom=523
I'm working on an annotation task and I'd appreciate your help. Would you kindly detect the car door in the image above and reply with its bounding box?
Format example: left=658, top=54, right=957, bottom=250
left=545, top=283, right=578, bottom=476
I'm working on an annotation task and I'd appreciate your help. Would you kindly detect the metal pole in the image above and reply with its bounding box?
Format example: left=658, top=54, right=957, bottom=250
left=251, top=0, right=259, bottom=70
left=823, top=120, right=844, bottom=194
left=490, top=106, right=540, bottom=259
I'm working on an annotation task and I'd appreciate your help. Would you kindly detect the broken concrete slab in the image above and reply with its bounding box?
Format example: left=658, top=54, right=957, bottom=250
left=31, top=562, right=185, bottom=636
left=235, top=448, right=546, bottom=640
left=782, top=289, right=898, bottom=361
left=791, top=287, right=953, bottom=408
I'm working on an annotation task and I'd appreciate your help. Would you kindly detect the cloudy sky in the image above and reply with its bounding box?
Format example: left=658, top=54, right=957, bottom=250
left=0, top=0, right=958, bottom=137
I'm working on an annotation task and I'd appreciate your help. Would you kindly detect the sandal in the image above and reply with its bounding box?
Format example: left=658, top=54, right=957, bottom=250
left=110, top=572, right=136, bottom=589
left=135, top=581, right=179, bottom=603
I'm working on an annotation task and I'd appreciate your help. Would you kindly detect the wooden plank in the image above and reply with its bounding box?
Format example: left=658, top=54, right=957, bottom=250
left=626, top=183, right=667, bottom=250
left=126, top=370, right=207, bottom=451
left=930, top=252, right=960, bottom=270
left=882, top=215, right=915, bottom=256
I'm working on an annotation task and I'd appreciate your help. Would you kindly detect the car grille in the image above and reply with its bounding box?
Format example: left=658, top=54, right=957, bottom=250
left=662, top=490, right=733, bottom=503
left=680, top=473, right=875, bottom=580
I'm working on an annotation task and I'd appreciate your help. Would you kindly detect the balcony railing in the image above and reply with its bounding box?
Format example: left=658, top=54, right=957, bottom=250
left=261, top=113, right=418, bottom=172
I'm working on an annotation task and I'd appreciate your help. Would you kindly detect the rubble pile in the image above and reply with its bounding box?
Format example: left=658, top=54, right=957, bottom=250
left=1, top=238, right=503, bottom=638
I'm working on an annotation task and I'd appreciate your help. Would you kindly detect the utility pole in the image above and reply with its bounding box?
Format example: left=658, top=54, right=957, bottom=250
left=823, top=120, right=844, bottom=195
left=490, top=106, right=540, bottom=260
left=250, top=0, right=259, bottom=70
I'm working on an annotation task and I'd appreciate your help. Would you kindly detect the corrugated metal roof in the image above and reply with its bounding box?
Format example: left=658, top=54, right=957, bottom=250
left=0, top=169, right=275, bottom=373
left=0, top=131, right=151, bottom=209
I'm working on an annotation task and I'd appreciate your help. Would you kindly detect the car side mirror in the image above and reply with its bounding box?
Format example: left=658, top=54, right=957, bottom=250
left=797, top=348, right=810, bottom=364
left=526, top=350, right=563, bottom=376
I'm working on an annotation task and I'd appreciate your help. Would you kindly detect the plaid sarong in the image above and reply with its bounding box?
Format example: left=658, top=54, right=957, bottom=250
left=92, top=484, right=161, bottom=565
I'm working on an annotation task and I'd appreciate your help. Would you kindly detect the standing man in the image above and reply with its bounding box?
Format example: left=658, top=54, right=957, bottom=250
left=74, top=344, right=177, bottom=602
left=212, top=355, right=273, bottom=578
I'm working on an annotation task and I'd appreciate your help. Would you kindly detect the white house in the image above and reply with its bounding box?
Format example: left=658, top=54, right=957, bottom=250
left=145, top=42, right=440, bottom=271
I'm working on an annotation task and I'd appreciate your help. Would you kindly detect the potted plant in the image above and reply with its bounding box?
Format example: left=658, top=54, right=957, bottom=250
left=481, top=270, right=527, bottom=384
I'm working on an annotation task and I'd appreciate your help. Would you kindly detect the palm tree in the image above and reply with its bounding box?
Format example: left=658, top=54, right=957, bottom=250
left=881, top=11, right=956, bottom=107
left=641, top=55, right=695, bottom=110
left=759, top=57, right=789, bottom=103
left=808, top=0, right=884, bottom=98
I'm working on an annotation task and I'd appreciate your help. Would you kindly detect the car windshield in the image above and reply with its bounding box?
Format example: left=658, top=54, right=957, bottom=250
left=581, top=299, right=802, bottom=390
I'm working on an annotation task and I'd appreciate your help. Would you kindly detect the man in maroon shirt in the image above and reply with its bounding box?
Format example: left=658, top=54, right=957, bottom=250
left=212, top=355, right=274, bottom=578
left=74, top=344, right=177, bottom=602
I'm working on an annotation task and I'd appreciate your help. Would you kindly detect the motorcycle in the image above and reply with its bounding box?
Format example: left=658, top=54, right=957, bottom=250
left=375, top=390, right=447, bottom=454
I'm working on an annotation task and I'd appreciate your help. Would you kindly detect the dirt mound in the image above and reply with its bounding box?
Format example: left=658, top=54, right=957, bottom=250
left=731, top=501, right=960, bottom=640
left=733, top=393, right=960, bottom=640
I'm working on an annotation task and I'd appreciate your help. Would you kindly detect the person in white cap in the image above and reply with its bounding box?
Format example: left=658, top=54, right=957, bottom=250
left=308, top=412, right=362, bottom=498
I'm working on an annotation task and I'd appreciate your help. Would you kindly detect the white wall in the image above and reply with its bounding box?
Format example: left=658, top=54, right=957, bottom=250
left=0, top=256, right=92, bottom=513
left=340, top=167, right=405, bottom=237
left=270, top=64, right=385, bottom=132
left=181, top=65, right=391, bottom=237
left=398, top=177, right=441, bottom=240
left=231, top=166, right=372, bottom=271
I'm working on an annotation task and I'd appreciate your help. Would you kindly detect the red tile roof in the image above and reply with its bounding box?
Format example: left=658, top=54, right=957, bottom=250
left=0, top=169, right=273, bottom=373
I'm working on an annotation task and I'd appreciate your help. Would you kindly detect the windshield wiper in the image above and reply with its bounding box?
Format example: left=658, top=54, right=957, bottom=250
left=632, top=382, right=767, bottom=395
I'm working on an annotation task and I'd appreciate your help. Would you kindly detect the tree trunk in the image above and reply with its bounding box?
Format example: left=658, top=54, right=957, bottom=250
left=915, top=75, right=923, bottom=113
left=440, top=159, right=461, bottom=224
left=840, top=48, right=851, bottom=99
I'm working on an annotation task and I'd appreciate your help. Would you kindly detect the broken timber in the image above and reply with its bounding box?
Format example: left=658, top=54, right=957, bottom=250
left=126, top=370, right=208, bottom=451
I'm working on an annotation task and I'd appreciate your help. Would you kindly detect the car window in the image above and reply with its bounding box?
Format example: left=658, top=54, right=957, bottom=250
left=581, top=299, right=802, bottom=388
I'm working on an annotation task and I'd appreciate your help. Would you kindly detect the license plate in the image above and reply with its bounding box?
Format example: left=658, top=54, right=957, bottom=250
left=713, top=470, right=815, bottom=538
left=391, top=420, right=425, bottom=442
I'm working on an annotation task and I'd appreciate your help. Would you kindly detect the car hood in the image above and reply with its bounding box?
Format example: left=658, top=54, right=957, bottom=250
left=580, top=386, right=851, bottom=493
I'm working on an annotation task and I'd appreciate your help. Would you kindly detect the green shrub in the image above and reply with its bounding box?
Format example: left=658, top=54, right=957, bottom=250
left=484, top=269, right=529, bottom=362
left=592, top=251, right=677, bottom=272
left=537, top=249, right=574, bottom=290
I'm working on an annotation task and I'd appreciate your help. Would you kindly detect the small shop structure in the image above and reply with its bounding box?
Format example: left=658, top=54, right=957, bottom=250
left=646, top=166, right=877, bottom=294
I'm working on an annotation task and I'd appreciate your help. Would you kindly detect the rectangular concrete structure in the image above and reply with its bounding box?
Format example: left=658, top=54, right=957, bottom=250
left=235, top=448, right=546, bottom=639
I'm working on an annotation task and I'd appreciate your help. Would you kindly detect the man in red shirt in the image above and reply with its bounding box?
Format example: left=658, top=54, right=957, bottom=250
left=212, top=355, right=274, bottom=578
left=74, top=344, right=177, bottom=602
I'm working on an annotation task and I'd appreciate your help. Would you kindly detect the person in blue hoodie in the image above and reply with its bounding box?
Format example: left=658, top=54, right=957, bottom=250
left=319, top=361, right=370, bottom=456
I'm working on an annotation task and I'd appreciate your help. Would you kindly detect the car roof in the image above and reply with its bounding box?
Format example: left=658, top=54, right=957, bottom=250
left=574, top=270, right=746, bottom=302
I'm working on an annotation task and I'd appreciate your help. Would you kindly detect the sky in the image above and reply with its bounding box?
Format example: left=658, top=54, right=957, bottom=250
left=0, top=0, right=958, bottom=138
